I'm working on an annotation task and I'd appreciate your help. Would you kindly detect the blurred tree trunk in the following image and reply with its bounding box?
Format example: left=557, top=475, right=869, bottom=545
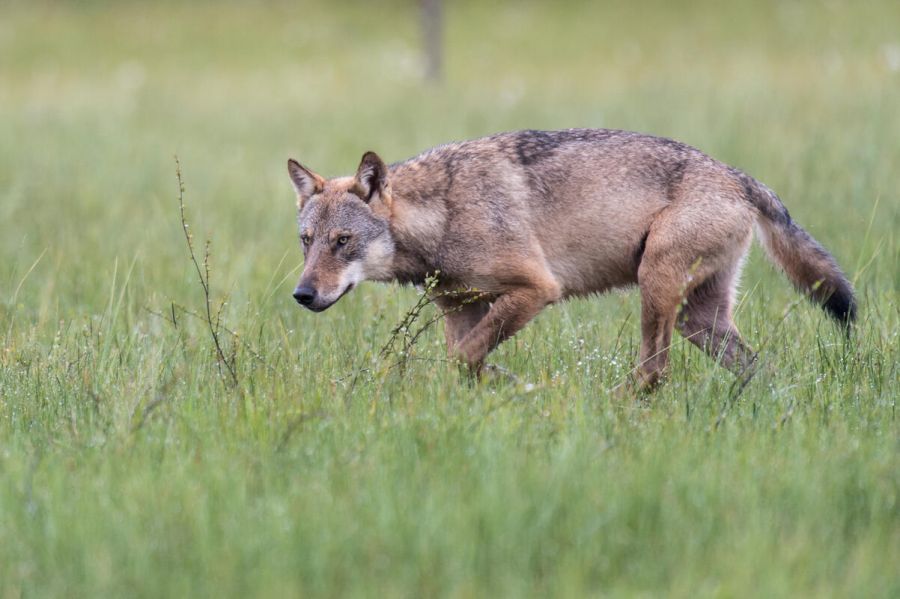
left=420, top=0, right=443, bottom=82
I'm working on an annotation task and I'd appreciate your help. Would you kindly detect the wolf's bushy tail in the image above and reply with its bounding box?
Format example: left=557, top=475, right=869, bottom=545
left=738, top=172, right=857, bottom=328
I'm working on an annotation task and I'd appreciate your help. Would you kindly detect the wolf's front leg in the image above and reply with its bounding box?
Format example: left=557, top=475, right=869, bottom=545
left=453, top=284, right=559, bottom=371
left=435, top=298, right=491, bottom=356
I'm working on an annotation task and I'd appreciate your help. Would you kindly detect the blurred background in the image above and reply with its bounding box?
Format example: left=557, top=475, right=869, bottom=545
left=2, top=2, right=899, bottom=595
left=2, top=0, right=898, bottom=326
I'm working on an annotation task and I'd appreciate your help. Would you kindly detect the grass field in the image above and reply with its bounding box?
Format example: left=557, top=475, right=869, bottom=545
left=1, top=0, right=899, bottom=596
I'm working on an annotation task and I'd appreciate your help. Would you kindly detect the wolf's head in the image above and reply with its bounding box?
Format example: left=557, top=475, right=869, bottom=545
left=288, top=152, right=395, bottom=312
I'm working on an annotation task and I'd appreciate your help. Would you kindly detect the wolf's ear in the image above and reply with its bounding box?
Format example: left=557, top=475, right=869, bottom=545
left=353, top=151, right=389, bottom=205
left=287, top=159, right=324, bottom=209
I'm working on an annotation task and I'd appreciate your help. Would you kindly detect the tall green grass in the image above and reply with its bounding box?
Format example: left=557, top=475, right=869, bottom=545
left=1, top=1, right=898, bottom=596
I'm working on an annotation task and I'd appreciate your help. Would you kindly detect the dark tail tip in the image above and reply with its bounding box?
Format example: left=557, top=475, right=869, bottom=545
left=823, top=285, right=857, bottom=334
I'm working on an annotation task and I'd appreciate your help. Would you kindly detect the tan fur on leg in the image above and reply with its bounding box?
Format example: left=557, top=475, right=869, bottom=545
left=454, top=281, right=560, bottom=371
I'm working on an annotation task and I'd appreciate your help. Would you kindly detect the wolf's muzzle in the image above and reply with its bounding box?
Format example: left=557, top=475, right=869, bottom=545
left=293, top=285, right=317, bottom=307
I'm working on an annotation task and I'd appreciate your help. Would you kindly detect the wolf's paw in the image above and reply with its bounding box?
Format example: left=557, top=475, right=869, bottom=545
left=481, top=363, right=520, bottom=385
left=634, top=368, right=667, bottom=394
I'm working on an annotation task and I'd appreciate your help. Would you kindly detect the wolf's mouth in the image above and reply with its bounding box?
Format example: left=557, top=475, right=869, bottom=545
left=337, top=282, right=355, bottom=301
left=307, top=282, right=355, bottom=312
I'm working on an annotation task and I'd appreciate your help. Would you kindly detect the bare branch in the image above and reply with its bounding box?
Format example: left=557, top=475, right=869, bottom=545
left=174, top=156, right=238, bottom=386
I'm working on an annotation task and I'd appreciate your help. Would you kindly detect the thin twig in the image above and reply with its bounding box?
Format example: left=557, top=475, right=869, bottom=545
left=174, top=156, right=238, bottom=386
left=144, top=303, right=274, bottom=373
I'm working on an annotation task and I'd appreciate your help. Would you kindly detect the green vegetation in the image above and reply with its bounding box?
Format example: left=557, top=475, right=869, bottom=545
left=1, top=1, right=898, bottom=596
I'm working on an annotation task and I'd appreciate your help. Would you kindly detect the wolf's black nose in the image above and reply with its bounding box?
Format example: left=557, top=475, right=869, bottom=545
left=293, top=286, right=317, bottom=306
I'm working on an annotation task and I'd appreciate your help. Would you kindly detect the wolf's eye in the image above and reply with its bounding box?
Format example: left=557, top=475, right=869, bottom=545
left=301, top=234, right=311, bottom=246
left=337, top=236, right=350, bottom=246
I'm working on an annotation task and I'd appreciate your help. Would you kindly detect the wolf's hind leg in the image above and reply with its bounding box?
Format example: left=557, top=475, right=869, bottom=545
left=637, top=194, right=755, bottom=389
left=636, top=270, right=683, bottom=390
left=677, top=270, right=757, bottom=377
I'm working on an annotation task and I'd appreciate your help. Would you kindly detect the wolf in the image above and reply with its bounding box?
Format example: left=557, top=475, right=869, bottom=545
left=287, top=129, right=855, bottom=388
